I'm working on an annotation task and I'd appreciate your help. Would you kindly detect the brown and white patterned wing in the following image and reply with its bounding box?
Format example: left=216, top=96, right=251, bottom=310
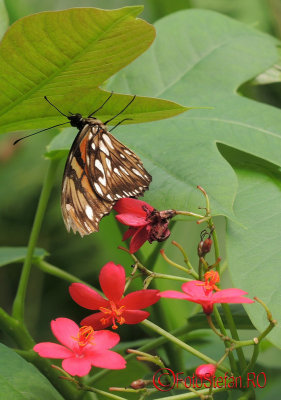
left=86, top=129, right=152, bottom=202
left=61, top=125, right=113, bottom=236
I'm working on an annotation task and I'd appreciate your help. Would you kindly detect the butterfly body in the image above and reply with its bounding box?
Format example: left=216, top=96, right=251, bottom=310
left=61, top=115, right=152, bottom=236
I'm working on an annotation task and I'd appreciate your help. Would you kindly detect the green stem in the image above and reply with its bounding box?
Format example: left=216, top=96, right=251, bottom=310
left=208, top=218, right=220, bottom=275
left=12, top=159, right=59, bottom=322
left=153, top=272, right=192, bottom=283
left=222, top=303, right=247, bottom=373
left=141, top=319, right=230, bottom=373
left=208, top=216, right=245, bottom=374
left=83, top=386, right=126, bottom=400
left=241, top=344, right=259, bottom=379
left=34, top=259, right=103, bottom=294
left=213, top=306, right=238, bottom=375
left=160, top=249, right=198, bottom=278
left=175, top=210, right=204, bottom=219
left=171, top=241, right=197, bottom=276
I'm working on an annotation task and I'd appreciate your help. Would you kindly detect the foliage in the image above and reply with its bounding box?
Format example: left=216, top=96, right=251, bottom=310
left=0, top=1, right=281, bottom=400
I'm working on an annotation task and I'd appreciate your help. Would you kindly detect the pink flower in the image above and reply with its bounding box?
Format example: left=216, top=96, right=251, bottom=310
left=160, top=271, right=254, bottom=314
left=33, top=318, right=126, bottom=376
left=113, top=198, right=175, bottom=253
left=69, top=262, right=160, bottom=330
left=195, top=364, right=216, bottom=379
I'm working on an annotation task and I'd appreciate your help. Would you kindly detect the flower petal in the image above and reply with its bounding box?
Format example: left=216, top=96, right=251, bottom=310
left=33, top=342, right=73, bottom=359
left=88, top=349, right=126, bottom=370
left=114, top=198, right=153, bottom=216
left=116, top=213, right=148, bottom=227
left=121, top=289, right=160, bottom=309
left=123, top=227, right=137, bottom=241
left=129, top=226, right=149, bottom=253
left=62, top=357, right=92, bottom=377
left=160, top=290, right=190, bottom=300
left=99, top=262, right=125, bottom=303
left=94, top=330, right=120, bottom=349
left=81, top=312, right=111, bottom=330
left=51, top=318, right=79, bottom=350
left=69, top=283, right=108, bottom=310
left=212, top=289, right=254, bottom=304
left=181, top=281, right=208, bottom=298
left=123, top=310, right=149, bottom=324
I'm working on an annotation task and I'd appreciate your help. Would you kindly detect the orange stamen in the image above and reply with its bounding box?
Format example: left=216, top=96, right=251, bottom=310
left=73, top=326, right=95, bottom=347
left=99, top=301, right=126, bottom=329
left=204, top=271, right=220, bottom=291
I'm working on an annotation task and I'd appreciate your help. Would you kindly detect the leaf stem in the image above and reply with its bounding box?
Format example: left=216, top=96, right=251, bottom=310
left=34, top=259, right=103, bottom=294
left=12, top=159, right=59, bottom=322
left=141, top=319, right=230, bottom=374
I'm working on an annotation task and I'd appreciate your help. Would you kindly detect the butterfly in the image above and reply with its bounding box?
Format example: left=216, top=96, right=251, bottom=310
left=58, top=94, right=151, bottom=236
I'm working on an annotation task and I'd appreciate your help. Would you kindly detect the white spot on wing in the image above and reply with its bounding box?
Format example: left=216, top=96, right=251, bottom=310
left=120, top=153, right=126, bottom=159
left=106, top=158, right=112, bottom=170
left=85, top=205, right=94, bottom=220
left=103, top=134, right=114, bottom=149
left=124, top=149, right=132, bottom=155
left=94, top=183, right=103, bottom=196
left=114, top=168, right=121, bottom=177
left=132, top=168, right=143, bottom=177
left=120, top=166, right=129, bottom=176
left=95, top=159, right=104, bottom=175
left=91, top=142, right=96, bottom=150
left=98, top=175, right=107, bottom=186
left=107, top=194, right=113, bottom=201
left=99, top=140, right=109, bottom=156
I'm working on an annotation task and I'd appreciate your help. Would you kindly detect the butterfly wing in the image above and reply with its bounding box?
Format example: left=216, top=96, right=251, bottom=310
left=86, top=127, right=152, bottom=202
left=61, top=124, right=113, bottom=236
left=61, top=120, right=152, bottom=236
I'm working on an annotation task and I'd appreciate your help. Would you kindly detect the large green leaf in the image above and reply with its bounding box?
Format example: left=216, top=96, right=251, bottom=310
left=0, top=246, right=48, bottom=267
left=223, top=147, right=281, bottom=348
left=103, top=9, right=281, bottom=347
left=0, top=7, right=187, bottom=134
left=0, top=344, right=63, bottom=400
left=106, top=9, right=280, bottom=217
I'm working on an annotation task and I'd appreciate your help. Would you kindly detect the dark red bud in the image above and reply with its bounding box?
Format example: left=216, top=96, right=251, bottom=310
left=202, top=238, right=212, bottom=254
left=198, top=238, right=212, bottom=257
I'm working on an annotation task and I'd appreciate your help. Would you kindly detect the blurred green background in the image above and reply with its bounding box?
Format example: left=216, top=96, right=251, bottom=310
left=1, top=0, right=281, bottom=398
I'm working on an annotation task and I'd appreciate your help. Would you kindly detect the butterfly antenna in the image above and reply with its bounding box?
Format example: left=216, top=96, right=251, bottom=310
left=44, top=96, right=68, bottom=117
left=88, top=91, right=114, bottom=117
left=105, top=95, right=136, bottom=125
left=109, top=118, right=133, bottom=132
left=13, top=122, right=70, bottom=145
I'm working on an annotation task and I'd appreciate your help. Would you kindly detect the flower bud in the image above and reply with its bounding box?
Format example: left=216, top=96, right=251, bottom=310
left=130, top=379, right=146, bottom=389
left=198, top=237, right=212, bottom=257
left=195, top=364, right=216, bottom=379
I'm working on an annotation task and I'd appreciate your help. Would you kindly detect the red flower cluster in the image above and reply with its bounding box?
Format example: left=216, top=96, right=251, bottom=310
left=69, top=262, right=160, bottom=329
left=114, top=198, right=175, bottom=253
